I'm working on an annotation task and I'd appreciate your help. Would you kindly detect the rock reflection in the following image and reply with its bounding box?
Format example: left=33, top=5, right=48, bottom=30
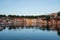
left=0, top=26, right=5, bottom=31
left=0, top=22, right=60, bottom=36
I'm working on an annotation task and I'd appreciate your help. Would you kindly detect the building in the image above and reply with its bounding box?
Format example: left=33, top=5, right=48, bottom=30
left=49, top=13, right=57, bottom=18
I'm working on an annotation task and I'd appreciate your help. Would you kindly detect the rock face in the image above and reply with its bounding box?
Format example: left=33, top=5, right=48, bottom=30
left=48, top=18, right=60, bottom=25
left=0, top=17, right=60, bottom=27
left=13, top=18, right=24, bottom=26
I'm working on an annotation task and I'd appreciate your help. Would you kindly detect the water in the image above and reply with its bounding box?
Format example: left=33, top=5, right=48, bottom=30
left=0, top=26, right=60, bottom=40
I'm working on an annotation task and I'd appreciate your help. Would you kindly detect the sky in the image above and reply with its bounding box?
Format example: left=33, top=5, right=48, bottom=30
left=0, top=0, right=60, bottom=16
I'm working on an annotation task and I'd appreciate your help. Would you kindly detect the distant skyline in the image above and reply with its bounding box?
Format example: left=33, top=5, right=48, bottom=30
left=0, top=0, right=60, bottom=16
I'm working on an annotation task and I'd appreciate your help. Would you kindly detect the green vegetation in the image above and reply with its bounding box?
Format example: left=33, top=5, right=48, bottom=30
left=0, top=11, right=60, bottom=19
left=0, top=15, right=6, bottom=17
left=57, top=12, right=60, bottom=16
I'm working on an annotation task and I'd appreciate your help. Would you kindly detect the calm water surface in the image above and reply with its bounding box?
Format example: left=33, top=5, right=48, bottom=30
left=0, top=26, right=60, bottom=40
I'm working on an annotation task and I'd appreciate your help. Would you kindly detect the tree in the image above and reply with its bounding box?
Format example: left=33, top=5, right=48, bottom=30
left=57, top=11, right=60, bottom=16
left=0, top=15, right=6, bottom=18
left=46, top=15, right=50, bottom=20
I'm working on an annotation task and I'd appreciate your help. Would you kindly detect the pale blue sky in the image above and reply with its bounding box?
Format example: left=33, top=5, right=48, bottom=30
left=0, top=0, right=60, bottom=16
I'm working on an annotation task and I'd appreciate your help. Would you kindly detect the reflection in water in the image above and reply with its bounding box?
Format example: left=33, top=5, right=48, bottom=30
left=0, top=22, right=60, bottom=36
left=0, top=18, right=60, bottom=38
